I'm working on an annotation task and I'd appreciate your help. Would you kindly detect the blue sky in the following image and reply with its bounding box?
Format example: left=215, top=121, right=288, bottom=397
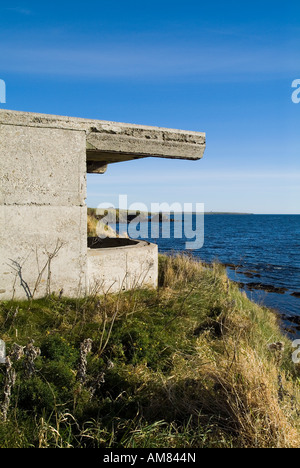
left=1, top=1, right=300, bottom=213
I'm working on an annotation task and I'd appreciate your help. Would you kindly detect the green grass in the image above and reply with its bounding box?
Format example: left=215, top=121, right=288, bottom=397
left=0, top=254, right=299, bottom=448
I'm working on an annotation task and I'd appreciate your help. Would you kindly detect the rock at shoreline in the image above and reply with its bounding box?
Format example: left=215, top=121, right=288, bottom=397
left=233, top=281, right=245, bottom=289
left=233, top=280, right=288, bottom=295
left=282, top=314, right=300, bottom=326
left=224, top=263, right=240, bottom=269
left=291, top=292, right=300, bottom=298
left=243, top=272, right=262, bottom=279
left=245, top=282, right=288, bottom=294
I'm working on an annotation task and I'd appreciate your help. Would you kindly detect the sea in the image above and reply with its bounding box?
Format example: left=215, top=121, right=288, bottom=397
left=119, top=214, right=300, bottom=337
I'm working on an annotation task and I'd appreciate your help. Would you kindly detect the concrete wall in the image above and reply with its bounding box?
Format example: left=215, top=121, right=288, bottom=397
left=0, top=124, right=87, bottom=299
left=87, top=241, right=158, bottom=294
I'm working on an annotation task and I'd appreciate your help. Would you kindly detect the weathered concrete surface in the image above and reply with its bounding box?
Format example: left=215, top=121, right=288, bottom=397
left=0, top=119, right=87, bottom=300
left=0, top=109, right=205, bottom=299
left=0, top=206, right=87, bottom=299
left=0, top=125, right=86, bottom=206
left=88, top=240, right=158, bottom=294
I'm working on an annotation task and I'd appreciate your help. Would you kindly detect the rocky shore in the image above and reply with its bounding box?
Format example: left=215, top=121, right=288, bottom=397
left=224, top=262, right=299, bottom=298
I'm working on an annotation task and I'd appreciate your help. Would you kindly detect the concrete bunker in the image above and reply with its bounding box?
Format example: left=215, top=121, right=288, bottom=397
left=0, top=110, right=206, bottom=300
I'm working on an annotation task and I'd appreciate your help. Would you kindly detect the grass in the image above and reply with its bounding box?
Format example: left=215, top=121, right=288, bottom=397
left=0, top=254, right=299, bottom=448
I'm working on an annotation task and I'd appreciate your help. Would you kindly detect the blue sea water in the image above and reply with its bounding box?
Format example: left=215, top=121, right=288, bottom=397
left=119, top=214, right=300, bottom=335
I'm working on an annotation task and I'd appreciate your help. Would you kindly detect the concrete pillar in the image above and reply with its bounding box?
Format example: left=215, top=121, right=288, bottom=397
left=0, top=124, right=87, bottom=299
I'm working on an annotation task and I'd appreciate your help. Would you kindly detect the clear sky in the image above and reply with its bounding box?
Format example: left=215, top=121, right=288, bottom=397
left=1, top=1, right=300, bottom=213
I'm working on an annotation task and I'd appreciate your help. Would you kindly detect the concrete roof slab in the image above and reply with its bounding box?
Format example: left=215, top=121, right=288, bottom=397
left=0, top=109, right=206, bottom=166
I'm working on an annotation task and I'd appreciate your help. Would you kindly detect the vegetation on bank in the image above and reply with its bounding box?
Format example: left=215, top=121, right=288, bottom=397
left=87, top=209, right=117, bottom=238
left=87, top=208, right=146, bottom=235
left=0, top=254, right=300, bottom=448
left=87, top=209, right=129, bottom=238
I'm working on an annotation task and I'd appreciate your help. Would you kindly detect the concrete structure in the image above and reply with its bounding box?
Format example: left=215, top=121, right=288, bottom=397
left=88, top=238, right=158, bottom=293
left=0, top=110, right=205, bottom=300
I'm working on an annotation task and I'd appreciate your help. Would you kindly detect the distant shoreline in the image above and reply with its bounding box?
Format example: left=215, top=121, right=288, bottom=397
left=204, top=212, right=253, bottom=215
left=88, top=208, right=300, bottom=216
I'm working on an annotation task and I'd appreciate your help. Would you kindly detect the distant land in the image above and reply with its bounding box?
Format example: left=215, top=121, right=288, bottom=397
left=88, top=208, right=254, bottom=216
left=161, top=212, right=254, bottom=216
left=204, top=212, right=254, bottom=215
left=88, top=208, right=254, bottom=225
left=88, top=208, right=254, bottom=223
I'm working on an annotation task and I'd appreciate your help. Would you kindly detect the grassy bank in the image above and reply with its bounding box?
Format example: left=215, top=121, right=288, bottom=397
left=0, top=254, right=299, bottom=448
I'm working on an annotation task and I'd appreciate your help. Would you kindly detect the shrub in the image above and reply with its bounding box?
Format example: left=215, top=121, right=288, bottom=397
left=40, top=334, right=78, bottom=367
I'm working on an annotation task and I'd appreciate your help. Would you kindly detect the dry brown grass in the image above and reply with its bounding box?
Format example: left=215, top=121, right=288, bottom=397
left=140, top=335, right=300, bottom=448
left=151, top=254, right=300, bottom=448
left=87, top=214, right=98, bottom=237
left=158, top=253, right=205, bottom=288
